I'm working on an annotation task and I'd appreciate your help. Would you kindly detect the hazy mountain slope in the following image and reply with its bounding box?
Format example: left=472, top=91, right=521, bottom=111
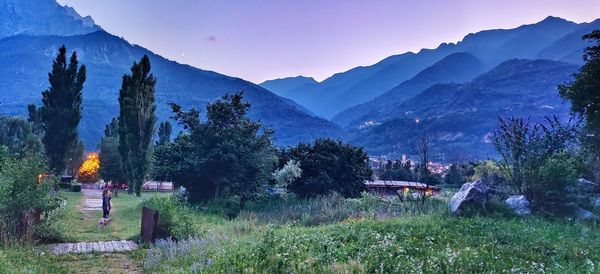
left=0, top=0, right=101, bottom=38
left=540, top=19, right=600, bottom=64
left=0, top=31, right=347, bottom=147
left=348, top=59, right=578, bottom=159
left=333, top=52, right=485, bottom=127
left=265, top=16, right=590, bottom=119
left=259, top=76, right=318, bottom=96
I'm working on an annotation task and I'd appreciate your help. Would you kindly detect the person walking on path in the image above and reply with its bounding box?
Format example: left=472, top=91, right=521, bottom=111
left=102, top=189, right=112, bottom=219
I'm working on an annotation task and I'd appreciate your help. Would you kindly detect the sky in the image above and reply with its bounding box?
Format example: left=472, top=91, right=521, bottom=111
left=57, top=0, right=600, bottom=83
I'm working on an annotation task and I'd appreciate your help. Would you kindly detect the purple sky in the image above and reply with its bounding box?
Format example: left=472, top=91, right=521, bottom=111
left=57, top=0, right=600, bottom=83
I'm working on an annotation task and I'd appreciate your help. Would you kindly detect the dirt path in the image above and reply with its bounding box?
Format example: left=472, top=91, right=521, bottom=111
left=47, top=190, right=143, bottom=273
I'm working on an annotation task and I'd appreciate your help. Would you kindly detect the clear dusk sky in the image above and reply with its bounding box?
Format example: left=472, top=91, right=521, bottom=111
left=57, top=0, right=600, bottom=83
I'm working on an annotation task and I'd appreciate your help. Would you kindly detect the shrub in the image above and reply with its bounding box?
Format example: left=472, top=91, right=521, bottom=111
left=70, top=184, right=81, bottom=192
left=58, top=182, right=71, bottom=189
left=492, top=116, right=582, bottom=215
left=528, top=155, right=579, bottom=216
left=0, top=153, right=62, bottom=244
left=141, top=195, right=225, bottom=239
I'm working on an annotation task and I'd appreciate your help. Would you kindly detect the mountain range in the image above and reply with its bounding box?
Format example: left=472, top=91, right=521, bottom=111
left=0, top=0, right=346, bottom=148
left=0, top=0, right=597, bottom=159
left=0, top=0, right=100, bottom=39
left=261, top=16, right=598, bottom=120
left=349, top=59, right=578, bottom=159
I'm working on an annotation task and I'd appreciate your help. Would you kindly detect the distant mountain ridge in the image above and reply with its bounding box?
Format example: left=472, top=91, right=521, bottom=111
left=259, top=76, right=318, bottom=97
left=333, top=52, right=485, bottom=127
left=0, top=1, right=347, bottom=148
left=263, top=16, right=598, bottom=119
left=0, top=0, right=101, bottom=38
left=349, top=59, right=579, bottom=159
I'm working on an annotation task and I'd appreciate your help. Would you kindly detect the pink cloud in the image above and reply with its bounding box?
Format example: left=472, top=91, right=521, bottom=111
left=205, top=35, right=216, bottom=44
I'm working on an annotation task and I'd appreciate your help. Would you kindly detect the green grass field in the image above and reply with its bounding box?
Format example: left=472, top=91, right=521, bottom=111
left=2, top=191, right=600, bottom=273
left=58, top=191, right=169, bottom=242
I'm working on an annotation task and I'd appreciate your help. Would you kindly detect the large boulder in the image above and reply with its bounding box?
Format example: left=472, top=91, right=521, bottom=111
left=505, top=195, right=531, bottom=216
left=574, top=207, right=598, bottom=222
left=449, top=180, right=490, bottom=215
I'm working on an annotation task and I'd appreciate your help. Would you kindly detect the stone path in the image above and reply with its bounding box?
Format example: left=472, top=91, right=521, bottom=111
left=48, top=240, right=138, bottom=255
left=82, top=189, right=103, bottom=212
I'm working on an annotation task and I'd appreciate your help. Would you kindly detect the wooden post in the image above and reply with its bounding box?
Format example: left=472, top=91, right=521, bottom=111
left=140, top=207, right=159, bottom=243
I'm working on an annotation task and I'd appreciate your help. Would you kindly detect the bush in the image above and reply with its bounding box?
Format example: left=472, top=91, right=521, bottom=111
left=141, top=195, right=225, bottom=239
left=492, top=116, right=582, bottom=215
left=59, top=182, right=71, bottom=189
left=528, top=155, right=579, bottom=216
left=0, top=153, right=62, bottom=244
left=70, top=184, right=81, bottom=192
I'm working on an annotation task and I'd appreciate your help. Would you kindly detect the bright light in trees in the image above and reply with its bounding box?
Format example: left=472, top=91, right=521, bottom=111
left=77, top=152, right=100, bottom=183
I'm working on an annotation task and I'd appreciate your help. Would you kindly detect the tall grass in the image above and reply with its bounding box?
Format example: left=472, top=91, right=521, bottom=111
left=238, top=193, right=445, bottom=226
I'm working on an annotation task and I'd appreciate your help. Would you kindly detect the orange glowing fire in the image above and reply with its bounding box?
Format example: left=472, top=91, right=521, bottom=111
left=77, top=152, right=100, bottom=183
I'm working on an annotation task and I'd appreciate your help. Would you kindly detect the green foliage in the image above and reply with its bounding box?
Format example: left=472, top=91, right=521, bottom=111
left=40, top=45, right=86, bottom=174
left=64, top=139, right=84, bottom=176
left=492, top=116, right=582, bottom=215
left=0, top=153, right=62, bottom=244
left=237, top=193, right=444, bottom=226
left=156, top=121, right=172, bottom=146
left=379, top=160, right=414, bottom=181
left=118, top=55, right=157, bottom=196
left=0, top=116, right=43, bottom=158
left=559, top=30, right=600, bottom=152
left=273, top=160, right=302, bottom=189
left=142, top=203, right=600, bottom=273
left=445, top=164, right=464, bottom=185
left=529, top=155, right=579, bottom=215
left=141, top=195, right=226, bottom=240
left=99, top=118, right=125, bottom=184
left=0, top=246, right=67, bottom=273
left=151, top=93, right=278, bottom=207
left=472, top=160, right=506, bottom=189
left=281, top=138, right=372, bottom=198
left=70, top=183, right=81, bottom=192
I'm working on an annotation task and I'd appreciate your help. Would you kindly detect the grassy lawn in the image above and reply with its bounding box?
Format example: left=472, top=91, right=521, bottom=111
left=58, top=190, right=170, bottom=242
left=138, top=195, right=600, bottom=273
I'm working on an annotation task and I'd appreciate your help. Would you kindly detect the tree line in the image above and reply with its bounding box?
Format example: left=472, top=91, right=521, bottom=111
left=0, top=44, right=373, bottom=205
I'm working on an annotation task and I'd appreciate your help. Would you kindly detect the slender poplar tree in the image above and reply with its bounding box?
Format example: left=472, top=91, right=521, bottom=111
left=118, top=55, right=157, bottom=196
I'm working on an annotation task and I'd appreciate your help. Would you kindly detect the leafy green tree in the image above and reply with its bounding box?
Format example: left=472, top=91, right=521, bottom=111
left=151, top=93, right=278, bottom=207
left=65, top=139, right=84, bottom=176
left=39, top=45, right=86, bottom=174
left=156, top=121, right=172, bottom=146
left=27, top=104, right=43, bottom=134
left=99, top=118, right=125, bottom=185
left=559, top=30, right=600, bottom=150
left=444, top=164, right=464, bottom=185
left=282, top=139, right=372, bottom=198
left=0, top=116, right=43, bottom=158
left=380, top=160, right=414, bottom=181
left=118, top=55, right=157, bottom=196
left=559, top=30, right=600, bottom=183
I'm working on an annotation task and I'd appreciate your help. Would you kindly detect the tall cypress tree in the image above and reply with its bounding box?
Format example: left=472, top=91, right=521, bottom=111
left=156, top=121, right=172, bottom=146
left=40, top=45, right=86, bottom=174
left=118, top=55, right=156, bottom=196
